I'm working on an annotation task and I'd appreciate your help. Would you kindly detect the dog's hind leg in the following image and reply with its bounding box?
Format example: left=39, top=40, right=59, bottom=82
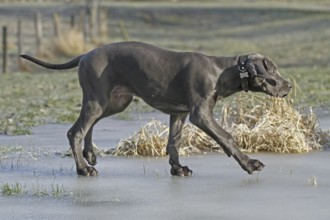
left=166, top=113, right=192, bottom=176
left=67, top=99, right=103, bottom=176
left=81, top=85, right=133, bottom=167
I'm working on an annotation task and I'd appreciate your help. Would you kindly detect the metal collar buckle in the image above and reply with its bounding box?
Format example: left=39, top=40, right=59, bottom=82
left=239, top=71, right=249, bottom=79
left=238, top=58, right=249, bottom=92
left=238, top=63, right=246, bottom=72
left=238, top=60, right=249, bottom=79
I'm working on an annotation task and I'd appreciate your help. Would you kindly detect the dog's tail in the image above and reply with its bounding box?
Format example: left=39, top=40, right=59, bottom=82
left=20, top=54, right=84, bottom=70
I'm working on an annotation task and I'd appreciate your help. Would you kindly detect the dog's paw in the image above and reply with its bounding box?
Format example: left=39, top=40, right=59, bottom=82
left=83, top=150, right=97, bottom=166
left=244, top=159, right=265, bottom=174
left=170, top=165, right=193, bottom=177
left=77, top=166, right=98, bottom=176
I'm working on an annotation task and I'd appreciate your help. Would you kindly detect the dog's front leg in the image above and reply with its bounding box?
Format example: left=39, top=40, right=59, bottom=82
left=189, top=105, right=265, bottom=174
left=166, top=113, right=192, bottom=176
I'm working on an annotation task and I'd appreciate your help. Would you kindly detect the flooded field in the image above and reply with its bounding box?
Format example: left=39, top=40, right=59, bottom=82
left=0, top=1, right=330, bottom=219
left=0, top=112, right=329, bottom=220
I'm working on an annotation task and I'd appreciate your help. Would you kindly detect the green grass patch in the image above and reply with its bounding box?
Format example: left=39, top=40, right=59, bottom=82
left=1, top=3, right=330, bottom=135
left=50, top=183, right=67, bottom=197
left=0, top=72, right=81, bottom=135
left=282, top=67, right=330, bottom=107
left=0, top=68, right=328, bottom=135
left=0, top=146, right=23, bottom=157
left=0, top=146, right=23, bottom=168
left=0, top=72, right=154, bottom=135
left=1, top=182, right=26, bottom=196
left=1, top=181, right=69, bottom=198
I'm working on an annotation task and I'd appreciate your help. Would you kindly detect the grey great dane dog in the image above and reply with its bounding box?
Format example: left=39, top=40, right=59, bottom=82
left=21, top=41, right=292, bottom=177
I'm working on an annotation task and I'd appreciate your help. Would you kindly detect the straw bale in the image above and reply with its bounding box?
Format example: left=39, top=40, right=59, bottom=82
left=221, top=94, right=326, bottom=153
left=109, top=94, right=329, bottom=156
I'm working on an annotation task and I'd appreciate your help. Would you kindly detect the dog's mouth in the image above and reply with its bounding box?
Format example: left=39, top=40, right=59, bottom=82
left=264, top=86, right=290, bottom=98
left=262, top=81, right=291, bottom=98
left=280, top=93, right=288, bottom=98
left=271, top=89, right=291, bottom=98
left=278, top=86, right=292, bottom=98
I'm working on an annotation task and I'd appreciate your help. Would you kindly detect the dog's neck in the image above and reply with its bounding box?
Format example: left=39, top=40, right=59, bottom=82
left=213, top=56, right=247, bottom=98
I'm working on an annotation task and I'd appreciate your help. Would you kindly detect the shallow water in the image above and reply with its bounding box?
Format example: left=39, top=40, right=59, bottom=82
left=0, top=112, right=330, bottom=220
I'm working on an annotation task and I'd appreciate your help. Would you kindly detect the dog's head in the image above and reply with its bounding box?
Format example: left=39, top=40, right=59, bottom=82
left=239, top=53, right=292, bottom=98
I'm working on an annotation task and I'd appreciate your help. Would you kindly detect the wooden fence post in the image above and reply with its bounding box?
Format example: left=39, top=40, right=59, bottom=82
left=98, top=8, right=108, bottom=39
left=89, top=1, right=98, bottom=42
left=79, top=8, right=87, bottom=41
left=85, top=7, right=91, bottom=42
left=34, top=12, right=43, bottom=56
left=17, top=20, right=23, bottom=71
left=78, top=9, right=85, bottom=31
left=53, top=12, right=61, bottom=37
left=118, top=20, right=129, bottom=41
left=2, top=26, right=7, bottom=74
left=70, top=14, right=75, bottom=29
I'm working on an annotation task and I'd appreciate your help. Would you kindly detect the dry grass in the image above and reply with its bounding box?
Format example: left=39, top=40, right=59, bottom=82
left=50, top=29, right=95, bottom=57
left=220, top=94, right=328, bottom=153
left=109, top=120, right=168, bottom=157
left=108, top=119, right=219, bottom=157
left=109, top=94, right=329, bottom=156
left=106, top=120, right=218, bottom=156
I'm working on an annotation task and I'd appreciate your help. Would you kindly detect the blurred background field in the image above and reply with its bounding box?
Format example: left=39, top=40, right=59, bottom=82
left=0, top=0, right=330, bottom=151
left=1, top=4, right=330, bottom=218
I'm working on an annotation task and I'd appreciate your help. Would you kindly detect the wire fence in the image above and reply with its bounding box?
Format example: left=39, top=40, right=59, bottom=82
left=0, top=0, right=129, bottom=73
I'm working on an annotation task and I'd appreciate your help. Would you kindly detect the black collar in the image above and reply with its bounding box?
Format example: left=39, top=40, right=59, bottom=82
left=238, top=56, right=249, bottom=92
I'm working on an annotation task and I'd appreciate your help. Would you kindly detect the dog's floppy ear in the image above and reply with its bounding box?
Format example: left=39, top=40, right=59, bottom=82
left=246, top=54, right=277, bottom=86
left=246, top=58, right=257, bottom=77
left=263, top=58, right=277, bottom=73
